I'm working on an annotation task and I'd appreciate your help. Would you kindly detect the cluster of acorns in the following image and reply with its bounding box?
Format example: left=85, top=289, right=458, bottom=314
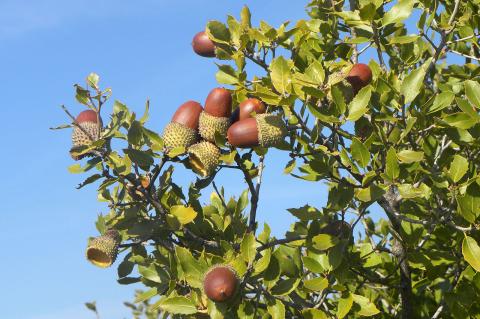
left=162, top=87, right=287, bottom=177
left=77, top=29, right=372, bottom=306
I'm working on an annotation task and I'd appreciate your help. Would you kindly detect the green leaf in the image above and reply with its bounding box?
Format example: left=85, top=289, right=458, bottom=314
left=241, top=232, right=257, bottom=265
left=175, top=246, right=207, bottom=288
left=216, top=65, right=239, bottom=85
left=337, top=293, right=353, bottom=319
left=128, top=120, right=143, bottom=146
left=269, top=56, right=293, bottom=95
left=302, top=309, right=328, bottom=319
left=306, top=60, right=325, bottom=84
left=240, top=5, right=251, bottom=28
left=267, top=299, right=285, bottom=319
left=152, top=296, right=197, bottom=315
left=448, top=155, right=469, bottom=183
left=312, top=234, right=339, bottom=251
left=206, top=21, right=230, bottom=44
left=170, top=205, right=197, bottom=225
left=351, top=138, right=370, bottom=168
left=134, top=287, right=158, bottom=304
left=352, top=294, right=380, bottom=316
left=463, top=236, right=480, bottom=272
left=397, top=150, right=424, bottom=163
left=347, top=85, right=372, bottom=121
left=401, top=64, right=426, bottom=104
left=457, top=183, right=480, bottom=223
left=465, top=80, right=480, bottom=108
left=87, top=72, right=100, bottom=90
left=428, top=91, right=455, bottom=113
left=304, top=276, right=328, bottom=292
left=123, top=149, right=153, bottom=168
left=383, top=0, right=415, bottom=26
left=385, top=147, right=399, bottom=180
left=442, top=112, right=478, bottom=129
left=287, top=205, right=322, bottom=221
left=253, top=249, right=271, bottom=275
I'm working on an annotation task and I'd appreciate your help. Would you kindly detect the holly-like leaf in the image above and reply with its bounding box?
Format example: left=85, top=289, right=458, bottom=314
left=170, top=205, right=198, bottom=225
left=351, top=138, right=370, bottom=168
left=152, top=296, right=197, bottom=315
left=347, top=85, right=372, bottom=121
left=312, top=234, right=339, bottom=250
left=352, top=294, right=380, bottom=316
left=463, top=236, right=480, bottom=272
left=270, top=56, right=293, bottom=95
left=397, top=150, right=424, bottom=163
left=383, top=0, right=415, bottom=26
left=401, top=62, right=426, bottom=104
left=465, top=80, right=480, bottom=109
left=337, top=293, right=353, bottom=319
left=448, top=155, right=468, bottom=183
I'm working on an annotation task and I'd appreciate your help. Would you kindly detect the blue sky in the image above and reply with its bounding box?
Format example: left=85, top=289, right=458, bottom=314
left=0, top=1, right=339, bottom=318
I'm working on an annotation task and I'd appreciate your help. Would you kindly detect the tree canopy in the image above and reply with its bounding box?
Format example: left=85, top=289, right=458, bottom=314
left=55, top=0, right=480, bottom=318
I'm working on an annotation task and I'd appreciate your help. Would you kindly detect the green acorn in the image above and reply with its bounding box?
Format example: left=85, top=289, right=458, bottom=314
left=86, top=229, right=121, bottom=268
left=203, top=265, right=239, bottom=303
left=227, top=113, right=287, bottom=148
left=163, top=101, right=203, bottom=151
left=198, top=88, right=232, bottom=143
left=70, top=110, right=102, bottom=160
left=187, top=141, right=221, bottom=177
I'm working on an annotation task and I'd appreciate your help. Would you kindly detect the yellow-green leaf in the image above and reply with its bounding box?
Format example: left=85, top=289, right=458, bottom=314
left=170, top=205, right=197, bottom=225
left=463, top=236, right=480, bottom=272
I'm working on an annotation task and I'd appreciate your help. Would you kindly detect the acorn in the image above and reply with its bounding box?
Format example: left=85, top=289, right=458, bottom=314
left=198, top=88, right=232, bottom=143
left=346, top=63, right=372, bottom=93
left=321, top=220, right=352, bottom=240
left=86, top=229, right=121, bottom=268
left=163, top=101, right=203, bottom=151
left=230, top=98, right=266, bottom=124
left=192, top=31, right=216, bottom=58
left=227, top=113, right=287, bottom=148
left=187, top=141, right=221, bottom=177
left=203, top=265, right=239, bottom=303
left=70, top=110, right=102, bottom=160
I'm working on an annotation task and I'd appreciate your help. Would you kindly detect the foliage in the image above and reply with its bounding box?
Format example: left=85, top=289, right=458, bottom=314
left=57, top=0, right=480, bottom=318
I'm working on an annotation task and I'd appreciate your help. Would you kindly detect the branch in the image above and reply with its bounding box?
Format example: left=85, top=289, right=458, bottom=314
left=257, top=235, right=306, bottom=252
left=377, top=188, right=412, bottom=319
left=249, top=155, right=265, bottom=231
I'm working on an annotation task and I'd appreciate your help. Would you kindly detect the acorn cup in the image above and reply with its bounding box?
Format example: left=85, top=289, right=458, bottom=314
left=163, top=101, right=203, bottom=152
left=203, top=265, right=239, bottom=303
left=70, top=109, right=102, bottom=160
left=187, top=141, right=221, bottom=177
left=230, top=98, right=266, bottom=124
left=199, top=88, right=232, bottom=143
left=86, top=229, right=121, bottom=268
left=227, top=113, right=287, bottom=148
left=192, top=31, right=216, bottom=58
left=346, top=63, right=373, bottom=93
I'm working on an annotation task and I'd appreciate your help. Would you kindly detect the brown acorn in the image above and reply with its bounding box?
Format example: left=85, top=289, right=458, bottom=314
left=227, top=113, right=287, bottom=148
left=192, top=31, right=216, bottom=58
left=203, top=265, right=238, bottom=303
left=230, top=98, right=266, bottom=123
left=163, top=101, right=203, bottom=151
left=70, top=109, right=102, bottom=160
left=346, top=63, right=372, bottom=93
left=199, top=88, right=232, bottom=143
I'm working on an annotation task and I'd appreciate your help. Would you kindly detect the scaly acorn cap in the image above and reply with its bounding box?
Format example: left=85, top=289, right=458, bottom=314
left=163, top=122, right=198, bottom=150
left=203, top=265, right=239, bottom=303
left=256, top=113, right=287, bottom=148
left=198, top=112, right=230, bottom=143
left=86, top=229, right=121, bottom=268
left=187, top=141, right=221, bottom=177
